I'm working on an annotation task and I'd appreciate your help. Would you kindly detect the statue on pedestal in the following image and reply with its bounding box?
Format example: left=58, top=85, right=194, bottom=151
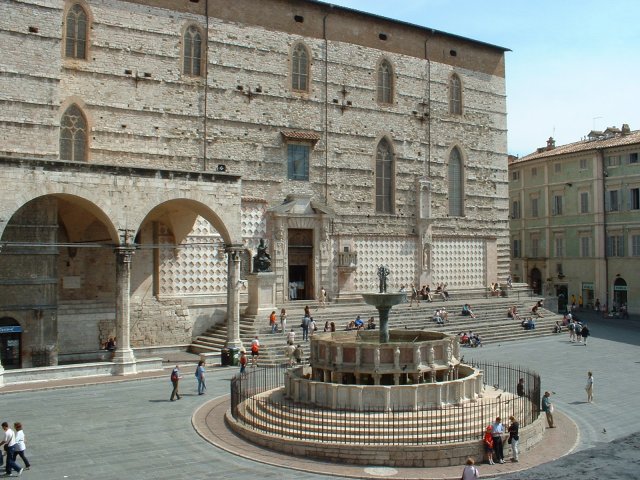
left=377, top=265, right=390, bottom=293
left=252, top=239, right=272, bottom=272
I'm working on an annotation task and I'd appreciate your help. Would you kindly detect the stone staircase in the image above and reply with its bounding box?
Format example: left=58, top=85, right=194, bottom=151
left=189, top=293, right=563, bottom=366
left=234, top=386, right=524, bottom=444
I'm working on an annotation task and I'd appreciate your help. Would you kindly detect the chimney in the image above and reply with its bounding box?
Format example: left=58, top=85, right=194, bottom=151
left=621, top=123, right=630, bottom=135
left=546, top=137, right=555, bottom=150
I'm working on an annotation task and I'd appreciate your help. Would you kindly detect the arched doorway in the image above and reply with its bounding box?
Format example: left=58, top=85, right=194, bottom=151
left=0, top=317, right=22, bottom=369
left=529, top=268, right=542, bottom=295
left=613, top=277, right=628, bottom=309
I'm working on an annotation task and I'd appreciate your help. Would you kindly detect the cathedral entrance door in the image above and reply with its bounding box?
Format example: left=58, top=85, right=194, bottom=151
left=288, top=229, right=313, bottom=300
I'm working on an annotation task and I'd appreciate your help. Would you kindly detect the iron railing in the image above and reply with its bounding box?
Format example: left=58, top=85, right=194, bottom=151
left=230, top=361, right=541, bottom=445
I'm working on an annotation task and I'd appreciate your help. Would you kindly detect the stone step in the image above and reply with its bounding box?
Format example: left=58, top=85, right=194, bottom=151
left=235, top=388, right=526, bottom=443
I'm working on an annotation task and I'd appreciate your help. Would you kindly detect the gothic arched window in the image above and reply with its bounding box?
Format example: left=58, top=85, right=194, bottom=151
left=183, top=25, right=203, bottom=76
left=448, top=147, right=464, bottom=216
left=377, top=60, right=393, bottom=104
left=60, top=104, right=88, bottom=161
left=65, top=4, right=88, bottom=59
left=291, top=43, right=310, bottom=92
left=449, top=73, right=462, bottom=114
left=376, top=139, right=394, bottom=213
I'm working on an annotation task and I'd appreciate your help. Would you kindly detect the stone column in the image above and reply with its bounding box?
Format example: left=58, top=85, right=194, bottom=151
left=225, top=245, right=243, bottom=348
left=378, top=305, right=392, bottom=343
left=113, top=246, right=137, bottom=375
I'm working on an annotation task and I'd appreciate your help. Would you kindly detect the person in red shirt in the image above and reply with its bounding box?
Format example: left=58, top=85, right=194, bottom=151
left=269, top=311, right=277, bottom=333
left=483, top=425, right=495, bottom=465
left=239, top=350, right=247, bottom=374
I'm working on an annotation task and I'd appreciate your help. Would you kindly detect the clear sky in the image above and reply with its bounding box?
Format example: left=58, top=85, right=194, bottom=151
left=326, top=0, right=640, bottom=157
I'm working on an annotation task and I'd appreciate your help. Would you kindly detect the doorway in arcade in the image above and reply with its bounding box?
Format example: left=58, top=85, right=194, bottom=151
left=288, top=229, right=313, bottom=301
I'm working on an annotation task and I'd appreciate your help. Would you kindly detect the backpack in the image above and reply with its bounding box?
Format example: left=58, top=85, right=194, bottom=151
left=251, top=343, right=259, bottom=353
left=170, top=370, right=178, bottom=382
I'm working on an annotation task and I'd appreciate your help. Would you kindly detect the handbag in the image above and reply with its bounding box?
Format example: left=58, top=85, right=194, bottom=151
left=508, top=437, right=512, bottom=444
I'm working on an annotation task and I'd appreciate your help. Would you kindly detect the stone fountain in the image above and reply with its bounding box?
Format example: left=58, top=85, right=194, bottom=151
left=361, top=264, right=405, bottom=343
left=225, top=267, right=541, bottom=467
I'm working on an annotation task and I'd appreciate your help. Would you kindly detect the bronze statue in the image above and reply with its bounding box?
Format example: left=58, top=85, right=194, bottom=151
left=377, top=265, right=390, bottom=293
left=253, top=239, right=272, bottom=272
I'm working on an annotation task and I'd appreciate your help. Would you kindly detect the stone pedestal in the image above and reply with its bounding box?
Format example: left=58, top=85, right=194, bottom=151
left=244, top=272, right=277, bottom=318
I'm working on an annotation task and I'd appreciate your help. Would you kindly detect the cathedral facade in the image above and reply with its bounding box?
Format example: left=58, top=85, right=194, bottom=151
left=0, top=0, right=509, bottom=368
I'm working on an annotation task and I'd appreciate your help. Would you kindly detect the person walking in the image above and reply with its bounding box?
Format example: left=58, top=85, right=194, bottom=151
left=239, top=350, right=247, bottom=374
left=12, top=422, right=30, bottom=471
left=542, top=391, right=555, bottom=428
left=508, top=416, right=520, bottom=462
left=280, top=308, right=287, bottom=334
left=195, top=360, right=206, bottom=395
left=169, top=365, right=182, bottom=401
left=251, top=336, right=260, bottom=366
left=318, top=287, right=327, bottom=308
left=301, top=314, right=311, bottom=341
left=269, top=310, right=277, bottom=334
left=491, top=416, right=506, bottom=464
left=586, top=371, right=594, bottom=403
left=0, top=421, right=23, bottom=476
left=461, top=457, right=479, bottom=479
left=581, top=323, right=590, bottom=345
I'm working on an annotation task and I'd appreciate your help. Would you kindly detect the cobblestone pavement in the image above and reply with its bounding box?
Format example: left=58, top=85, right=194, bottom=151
left=0, top=311, right=638, bottom=479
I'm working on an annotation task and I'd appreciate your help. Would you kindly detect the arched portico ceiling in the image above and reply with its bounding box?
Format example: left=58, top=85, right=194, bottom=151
left=1, top=193, right=119, bottom=245
left=138, top=199, right=233, bottom=245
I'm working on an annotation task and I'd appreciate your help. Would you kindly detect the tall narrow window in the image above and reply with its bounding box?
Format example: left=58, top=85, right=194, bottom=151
left=531, top=197, right=539, bottom=217
left=511, top=200, right=520, bottom=219
left=580, top=236, right=591, bottom=257
left=60, top=104, right=87, bottom=161
left=552, top=194, right=563, bottom=215
left=291, top=44, right=309, bottom=92
left=630, top=188, right=640, bottom=210
left=65, top=4, right=88, bottom=59
left=377, top=60, right=393, bottom=104
left=375, top=139, right=394, bottom=213
left=448, top=147, right=463, bottom=216
left=632, top=235, right=640, bottom=256
left=606, top=190, right=619, bottom=211
left=449, top=74, right=462, bottom=114
left=580, top=192, right=589, bottom=213
left=512, top=239, right=521, bottom=258
left=287, top=144, right=310, bottom=181
left=183, top=25, right=202, bottom=76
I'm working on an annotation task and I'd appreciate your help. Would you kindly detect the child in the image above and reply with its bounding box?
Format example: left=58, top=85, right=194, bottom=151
left=484, top=425, right=495, bottom=465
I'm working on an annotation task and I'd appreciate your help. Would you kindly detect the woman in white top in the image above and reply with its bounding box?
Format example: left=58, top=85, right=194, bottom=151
left=13, top=422, right=30, bottom=470
left=280, top=308, right=287, bottom=335
left=586, top=371, right=594, bottom=403
left=461, top=457, right=479, bottom=479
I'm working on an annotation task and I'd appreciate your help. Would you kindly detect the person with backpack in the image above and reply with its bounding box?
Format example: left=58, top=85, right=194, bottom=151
left=169, top=365, right=182, bottom=401
left=195, top=360, right=206, bottom=395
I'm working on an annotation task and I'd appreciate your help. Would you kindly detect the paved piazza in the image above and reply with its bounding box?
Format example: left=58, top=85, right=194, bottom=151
left=1, top=312, right=638, bottom=480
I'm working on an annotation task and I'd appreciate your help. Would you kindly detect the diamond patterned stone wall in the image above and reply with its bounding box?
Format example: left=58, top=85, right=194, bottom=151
left=349, top=237, right=418, bottom=292
left=432, top=237, right=486, bottom=288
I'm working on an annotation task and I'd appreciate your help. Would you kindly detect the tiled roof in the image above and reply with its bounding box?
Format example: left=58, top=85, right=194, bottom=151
left=281, top=130, right=321, bottom=142
left=513, top=130, right=640, bottom=163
